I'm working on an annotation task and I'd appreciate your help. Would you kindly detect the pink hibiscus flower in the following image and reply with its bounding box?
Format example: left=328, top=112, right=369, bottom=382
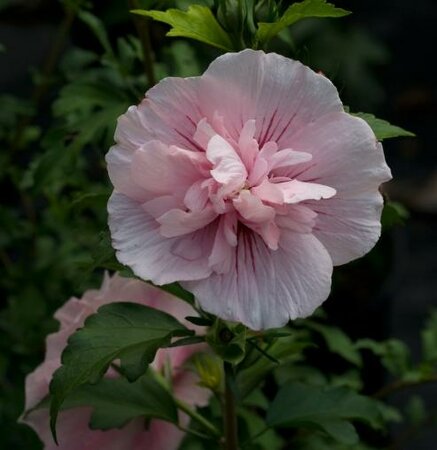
left=21, top=273, right=210, bottom=450
left=106, top=49, right=392, bottom=330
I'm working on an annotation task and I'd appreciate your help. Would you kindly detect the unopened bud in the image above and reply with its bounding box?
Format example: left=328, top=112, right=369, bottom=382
left=193, top=354, right=223, bottom=391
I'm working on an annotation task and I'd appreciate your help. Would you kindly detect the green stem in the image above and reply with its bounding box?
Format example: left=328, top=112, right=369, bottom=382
left=224, top=362, right=238, bottom=450
left=175, top=398, right=220, bottom=438
left=128, top=0, right=156, bottom=86
left=177, top=424, right=214, bottom=440
left=373, top=374, right=437, bottom=399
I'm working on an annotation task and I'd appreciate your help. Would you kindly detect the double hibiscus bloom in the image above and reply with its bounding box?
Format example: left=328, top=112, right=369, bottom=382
left=107, top=49, right=391, bottom=330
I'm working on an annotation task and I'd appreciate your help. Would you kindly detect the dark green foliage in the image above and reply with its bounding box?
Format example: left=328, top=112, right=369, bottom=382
left=266, top=383, right=391, bottom=445
left=1, top=1, right=434, bottom=449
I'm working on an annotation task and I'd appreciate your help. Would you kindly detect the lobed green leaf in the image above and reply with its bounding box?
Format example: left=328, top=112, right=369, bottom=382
left=256, top=0, right=350, bottom=46
left=133, top=5, right=234, bottom=51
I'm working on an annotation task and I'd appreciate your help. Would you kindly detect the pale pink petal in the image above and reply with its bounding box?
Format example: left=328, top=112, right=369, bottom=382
left=233, top=190, right=275, bottom=223
left=199, top=49, right=342, bottom=145
left=23, top=360, right=58, bottom=412
left=106, top=145, right=149, bottom=202
left=208, top=215, right=236, bottom=274
left=183, top=230, right=333, bottom=330
left=238, top=119, right=259, bottom=170
left=183, top=180, right=210, bottom=211
left=132, top=419, right=185, bottom=450
left=270, top=148, right=313, bottom=170
left=193, top=117, right=216, bottom=149
left=288, top=112, right=391, bottom=196
left=207, top=134, right=247, bottom=195
left=251, top=179, right=284, bottom=204
left=288, top=112, right=392, bottom=264
left=275, top=179, right=336, bottom=204
left=247, top=154, right=269, bottom=187
left=53, top=297, right=91, bottom=329
left=157, top=207, right=218, bottom=238
left=309, top=194, right=386, bottom=265
left=108, top=193, right=214, bottom=284
left=234, top=191, right=279, bottom=249
left=173, top=371, right=211, bottom=408
left=114, top=104, right=150, bottom=151
left=131, top=142, right=208, bottom=197
left=253, top=220, right=280, bottom=251
left=276, top=205, right=317, bottom=234
left=140, top=77, right=203, bottom=150
left=143, top=196, right=183, bottom=219
left=45, top=329, right=75, bottom=364
left=258, top=141, right=278, bottom=161
left=222, top=211, right=238, bottom=246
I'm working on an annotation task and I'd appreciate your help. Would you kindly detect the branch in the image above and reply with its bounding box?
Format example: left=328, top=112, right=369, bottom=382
left=373, top=374, right=437, bottom=399
left=127, top=0, right=156, bottom=87
left=223, top=362, right=238, bottom=450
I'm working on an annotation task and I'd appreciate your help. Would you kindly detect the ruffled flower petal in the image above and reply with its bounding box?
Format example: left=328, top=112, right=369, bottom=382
left=108, top=193, right=215, bottom=284
left=199, top=49, right=343, bottom=144
left=183, top=230, right=333, bottom=330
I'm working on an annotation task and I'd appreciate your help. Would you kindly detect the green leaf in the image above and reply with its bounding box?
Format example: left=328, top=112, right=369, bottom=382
left=256, top=0, right=350, bottom=46
left=352, top=112, right=415, bottom=140
left=294, top=433, right=379, bottom=450
left=422, top=310, right=437, bottom=364
left=305, top=322, right=362, bottom=367
left=63, top=372, right=178, bottom=429
left=355, top=338, right=412, bottom=377
left=78, top=11, right=113, bottom=55
left=237, top=333, right=309, bottom=398
left=405, top=395, right=427, bottom=426
left=85, top=230, right=132, bottom=275
left=381, top=201, right=409, bottom=230
left=267, top=383, right=386, bottom=445
left=239, top=407, right=284, bottom=450
left=133, top=5, right=234, bottom=51
left=49, top=302, right=192, bottom=440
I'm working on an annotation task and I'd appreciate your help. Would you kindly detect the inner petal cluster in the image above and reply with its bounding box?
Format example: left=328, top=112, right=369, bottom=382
left=140, top=117, right=336, bottom=270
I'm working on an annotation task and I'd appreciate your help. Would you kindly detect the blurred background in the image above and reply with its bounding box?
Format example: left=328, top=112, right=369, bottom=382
left=0, top=0, right=436, bottom=448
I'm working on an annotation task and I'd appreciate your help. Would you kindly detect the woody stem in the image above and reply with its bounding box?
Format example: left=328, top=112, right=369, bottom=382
left=224, top=362, right=238, bottom=450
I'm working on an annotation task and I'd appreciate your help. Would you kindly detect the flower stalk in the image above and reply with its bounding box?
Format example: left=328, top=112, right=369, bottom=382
left=175, top=398, right=220, bottom=438
left=223, top=362, right=238, bottom=450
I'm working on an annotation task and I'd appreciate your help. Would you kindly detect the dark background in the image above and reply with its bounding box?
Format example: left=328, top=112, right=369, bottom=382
left=0, top=0, right=436, bottom=448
